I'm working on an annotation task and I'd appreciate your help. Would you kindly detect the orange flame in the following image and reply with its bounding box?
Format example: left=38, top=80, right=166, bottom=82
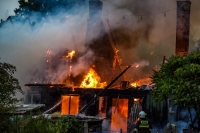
left=131, top=82, right=137, bottom=87
left=114, top=47, right=122, bottom=65
left=130, top=78, right=152, bottom=87
left=113, top=48, right=122, bottom=71
left=111, top=98, right=128, bottom=132
left=80, top=68, right=107, bottom=88
left=61, top=95, right=79, bottom=115
left=68, top=50, right=75, bottom=59
left=62, top=50, right=75, bottom=60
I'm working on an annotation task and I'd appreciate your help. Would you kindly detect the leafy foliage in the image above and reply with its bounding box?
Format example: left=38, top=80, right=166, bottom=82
left=0, top=60, right=24, bottom=132
left=14, top=0, right=83, bottom=18
left=151, top=51, right=200, bottom=130
left=1, top=115, right=84, bottom=133
left=0, top=0, right=86, bottom=27
left=0, top=61, right=23, bottom=111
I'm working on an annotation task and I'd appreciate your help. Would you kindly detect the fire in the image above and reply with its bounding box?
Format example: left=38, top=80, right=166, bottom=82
left=80, top=68, right=107, bottom=88
left=63, top=50, right=75, bottom=60
left=131, top=82, right=137, bottom=87
left=114, top=47, right=122, bottom=65
left=130, top=78, right=152, bottom=87
left=112, top=48, right=122, bottom=76
left=111, top=98, right=128, bottom=132
left=61, top=95, right=79, bottom=115
left=68, top=50, right=75, bottom=59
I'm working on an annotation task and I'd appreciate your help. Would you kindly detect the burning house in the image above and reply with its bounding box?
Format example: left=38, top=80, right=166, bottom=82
left=25, top=79, right=167, bottom=132
left=20, top=0, right=194, bottom=133
left=23, top=1, right=168, bottom=132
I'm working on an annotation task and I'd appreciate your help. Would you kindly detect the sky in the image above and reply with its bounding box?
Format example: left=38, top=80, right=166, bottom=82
left=0, top=0, right=19, bottom=20
left=1, top=0, right=200, bottom=100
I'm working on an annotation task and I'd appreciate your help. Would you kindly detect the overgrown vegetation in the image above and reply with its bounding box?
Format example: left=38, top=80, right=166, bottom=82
left=151, top=51, right=200, bottom=131
left=1, top=114, right=83, bottom=133
left=0, top=60, right=23, bottom=111
left=0, top=60, right=24, bottom=132
left=0, top=60, right=83, bottom=133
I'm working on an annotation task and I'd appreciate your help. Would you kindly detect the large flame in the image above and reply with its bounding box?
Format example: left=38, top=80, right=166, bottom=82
left=111, top=98, right=128, bottom=132
left=80, top=68, right=107, bottom=88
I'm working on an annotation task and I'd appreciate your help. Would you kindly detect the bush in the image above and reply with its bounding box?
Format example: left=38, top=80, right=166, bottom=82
left=0, top=114, right=83, bottom=133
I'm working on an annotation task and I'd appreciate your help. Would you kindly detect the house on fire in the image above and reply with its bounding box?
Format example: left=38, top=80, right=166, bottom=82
left=24, top=83, right=168, bottom=133
left=22, top=0, right=194, bottom=133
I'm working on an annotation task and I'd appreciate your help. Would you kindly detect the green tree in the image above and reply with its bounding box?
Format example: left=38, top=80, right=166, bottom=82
left=0, top=0, right=86, bottom=27
left=0, top=60, right=23, bottom=110
left=14, top=0, right=84, bottom=18
left=0, top=60, right=24, bottom=132
left=151, top=51, right=200, bottom=131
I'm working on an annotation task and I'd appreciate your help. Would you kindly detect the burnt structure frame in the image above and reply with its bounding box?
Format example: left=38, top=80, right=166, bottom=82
left=25, top=84, right=153, bottom=132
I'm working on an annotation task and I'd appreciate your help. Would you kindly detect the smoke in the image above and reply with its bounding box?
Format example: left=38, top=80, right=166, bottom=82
left=150, top=108, right=198, bottom=133
left=1, top=0, right=200, bottom=99
left=101, top=0, right=200, bottom=81
left=72, top=50, right=95, bottom=76
left=0, top=1, right=90, bottom=99
left=43, top=49, right=95, bottom=85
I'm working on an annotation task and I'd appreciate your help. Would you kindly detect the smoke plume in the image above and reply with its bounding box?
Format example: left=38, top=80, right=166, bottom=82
left=0, top=0, right=200, bottom=99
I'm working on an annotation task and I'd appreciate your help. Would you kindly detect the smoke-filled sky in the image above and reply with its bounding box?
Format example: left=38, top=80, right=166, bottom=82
left=0, top=0, right=200, bottom=99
